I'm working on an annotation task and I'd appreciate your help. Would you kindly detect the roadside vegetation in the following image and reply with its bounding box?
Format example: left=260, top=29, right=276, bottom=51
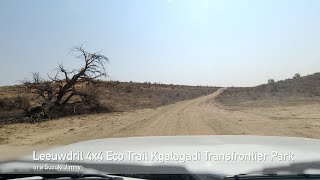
left=217, top=73, right=320, bottom=107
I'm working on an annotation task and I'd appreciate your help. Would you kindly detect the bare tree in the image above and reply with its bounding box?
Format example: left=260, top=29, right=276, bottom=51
left=23, top=45, right=109, bottom=117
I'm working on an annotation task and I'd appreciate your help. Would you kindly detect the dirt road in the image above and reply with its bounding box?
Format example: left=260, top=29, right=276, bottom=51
left=1, top=88, right=320, bottom=159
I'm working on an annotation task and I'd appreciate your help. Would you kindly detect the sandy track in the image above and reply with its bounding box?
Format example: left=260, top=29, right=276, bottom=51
left=1, top=88, right=320, bottom=159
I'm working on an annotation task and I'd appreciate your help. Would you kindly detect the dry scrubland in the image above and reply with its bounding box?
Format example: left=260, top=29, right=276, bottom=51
left=215, top=73, right=320, bottom=139
left=217, top=73, right=320, bottom=107
left=0, top=81, right=218, bottom=124
left=1, top=73, right=320, bottom=160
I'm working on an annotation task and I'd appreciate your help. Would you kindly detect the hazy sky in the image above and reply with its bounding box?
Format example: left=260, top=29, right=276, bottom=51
left=0, top=0, right=319, bottom=87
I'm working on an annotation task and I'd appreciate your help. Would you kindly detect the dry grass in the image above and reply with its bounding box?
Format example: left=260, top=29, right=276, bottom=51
left=96, top=81, right=218, bottom=110
left=0, top=81, right=219, bottom=124
left=216, top=73, right=320, bottom=107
